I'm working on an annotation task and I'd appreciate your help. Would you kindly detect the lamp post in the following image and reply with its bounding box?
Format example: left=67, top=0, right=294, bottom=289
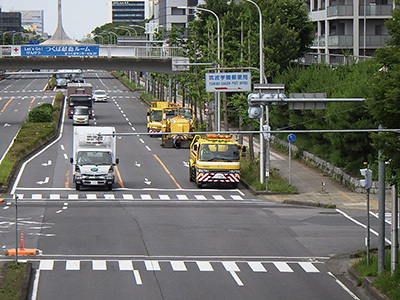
left=12, top=32, right=22, bottom=45
left=180, top=6, right=221, bottom=131
left=104, top=31, right=118, bottom=44
left=243, top=0, right=267, bottom=186
left=3, top=31, right=15, bottom=45
left=94, top=34, right=104, bottom=44
left=117, top=26, right=136, bottom=36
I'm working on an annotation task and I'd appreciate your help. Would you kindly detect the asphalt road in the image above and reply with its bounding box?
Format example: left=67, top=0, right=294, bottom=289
left=0, top=71, right=379, bottom=300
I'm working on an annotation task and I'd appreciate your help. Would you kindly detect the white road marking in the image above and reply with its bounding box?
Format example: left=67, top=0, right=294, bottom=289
left=133, top=270, right=142, bottom=285
left=92, top=260, right=107, bottom=270
left=299, top=262, right=320, bottom=273
left=273, top=262, right=293, bottom=273
left=39, top=260, right=54, bottom=270
left=66, top=260, right=80, bottom=270
left=119, top=260, right=134, bottom=271
left=248, top=262, right=267, bottom=272
left=145, top=261, right=161, bottom=271
left=196, top=261, right=214, bottom=271
left=170, top=261, right=187, bottom=271
left=222, top=261, right=240, bottom=272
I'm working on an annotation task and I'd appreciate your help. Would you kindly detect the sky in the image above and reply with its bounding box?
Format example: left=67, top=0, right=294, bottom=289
left=0, top=0, right=111, bottom=40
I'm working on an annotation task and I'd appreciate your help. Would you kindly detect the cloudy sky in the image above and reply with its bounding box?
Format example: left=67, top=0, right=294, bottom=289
left=0, top=0, right=111, bottom=39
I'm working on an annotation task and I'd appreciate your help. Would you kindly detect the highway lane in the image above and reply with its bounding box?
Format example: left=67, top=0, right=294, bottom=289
left=0, top=74, right=55, bottom=163
left=2, top=70, right=378, bottom=299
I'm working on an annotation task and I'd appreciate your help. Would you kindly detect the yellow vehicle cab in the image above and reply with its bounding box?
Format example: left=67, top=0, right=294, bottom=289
left=147, top=102, right=174, bottom=135
left=160, top=105, right=195, bottom=148
left=189, top=134, right=247, bottom=188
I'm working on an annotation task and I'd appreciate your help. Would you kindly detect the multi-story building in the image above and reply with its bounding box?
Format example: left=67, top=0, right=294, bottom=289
left=112, top=0, right=150, bottom=24
left=308, top=0, right=395, bottom=63
left=17, top=10, right=44, bottom=36
left=0, top=8, right=21, bottom=32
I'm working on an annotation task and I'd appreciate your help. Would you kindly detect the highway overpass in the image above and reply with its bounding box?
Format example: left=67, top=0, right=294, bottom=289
left=0, top=44, right=190, bottom=74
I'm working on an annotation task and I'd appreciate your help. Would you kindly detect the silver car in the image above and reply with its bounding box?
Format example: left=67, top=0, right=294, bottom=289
left=93, top=89, right=108, bottom=102
left=73, top=106, right=90, bottom=125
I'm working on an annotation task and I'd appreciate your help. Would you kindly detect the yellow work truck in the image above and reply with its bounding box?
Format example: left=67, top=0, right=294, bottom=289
left=147, top=101, right=173, bottom=135
left=189, top=134, right=247, bottom=188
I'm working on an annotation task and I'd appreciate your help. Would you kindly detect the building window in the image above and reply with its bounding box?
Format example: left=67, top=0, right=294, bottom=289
left=375, top=25, right=382, bottom=35
left=171, top=8, right=185, bottom=15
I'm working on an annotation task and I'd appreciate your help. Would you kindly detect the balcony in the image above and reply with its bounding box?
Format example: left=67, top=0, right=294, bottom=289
left=359, top=5, right=393, bottom=17
left=328, top=35, right=353, bottom=47
left=360, top=34, right=391, bottom=47
left=327, top=5, right=353, bottom=17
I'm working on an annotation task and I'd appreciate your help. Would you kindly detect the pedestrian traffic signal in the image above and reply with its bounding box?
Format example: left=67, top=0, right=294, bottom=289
left=360, top=168, right=372, bottom=190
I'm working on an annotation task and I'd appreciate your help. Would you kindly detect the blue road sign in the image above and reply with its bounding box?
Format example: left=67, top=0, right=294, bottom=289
left=287, top=133, right=296, bottom=143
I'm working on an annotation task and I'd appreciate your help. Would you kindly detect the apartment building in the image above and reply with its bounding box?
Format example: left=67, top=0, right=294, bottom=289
left=18, top=10, right=44, bottom=36
left=0, top=9, right=21, bottom=32
left=308, top=0, right=394, bottom=63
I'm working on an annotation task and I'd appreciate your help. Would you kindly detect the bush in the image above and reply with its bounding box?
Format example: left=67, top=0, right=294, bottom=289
left=28, top=103, right=54, bottom=123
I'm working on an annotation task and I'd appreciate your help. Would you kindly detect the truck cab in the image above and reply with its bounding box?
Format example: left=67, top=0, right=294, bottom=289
left=189, top=134, right=246, bottom=188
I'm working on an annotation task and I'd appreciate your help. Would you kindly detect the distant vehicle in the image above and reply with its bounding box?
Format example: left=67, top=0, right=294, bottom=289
left=56, top=73, right=69, bottom=88
left=92, top=90, right=108, bottom=102
left=71, top=73, right=84, bottom=83
left=72, top=106, right=90, bottom=125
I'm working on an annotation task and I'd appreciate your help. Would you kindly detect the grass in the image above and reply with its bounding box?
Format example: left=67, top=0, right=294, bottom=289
left=0, top=93, right=63, bottom=187
left=112, top=71, right=142, bottom=91
left=0, top=262, right=26, bottom=300
left=240, top=156, right=297, bottom=193
left=353, top=249, right=400, bottom=299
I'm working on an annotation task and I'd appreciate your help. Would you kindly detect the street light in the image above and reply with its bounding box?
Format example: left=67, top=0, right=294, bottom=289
left=12, top=32, right=22, bottom=45
left=94, top=34, right=104, bottom=44
left=116, top=26, right=137, bottom=36
left=3, top=31, right=15, bottom=45
left=243, top=0, right=267, bottom=186
left=104, top=31, right=118, bottom=44
left=179, top=6, right=221, bottom=131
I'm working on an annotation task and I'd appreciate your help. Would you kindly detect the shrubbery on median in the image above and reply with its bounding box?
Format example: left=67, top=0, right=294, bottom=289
left=0, top=92, right=64, bottom=189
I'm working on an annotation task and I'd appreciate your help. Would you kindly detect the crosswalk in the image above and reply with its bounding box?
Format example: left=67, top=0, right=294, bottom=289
left=13, top=193, right=245, bottom=201
left=36, top=259, right=322, bottom=274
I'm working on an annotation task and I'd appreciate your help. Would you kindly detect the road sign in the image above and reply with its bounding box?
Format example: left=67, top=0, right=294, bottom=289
left=205, top=72, right=251, bottom=92
left=287, top=134, right=296, bottom=143
left=19, top=45, right=99, bottom=56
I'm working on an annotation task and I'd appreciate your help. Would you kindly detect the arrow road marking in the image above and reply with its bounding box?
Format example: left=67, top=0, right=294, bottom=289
left=37, top=177, right=49, bottom=185
left=135, top=161, right=141, bottom=167
left=3, top=123, right=11, bottom=127
left=41, top=160, right=52, bottom=167
left=183, top=161, right=189, bottom=168
left=144, top=178, right=152, bottom=185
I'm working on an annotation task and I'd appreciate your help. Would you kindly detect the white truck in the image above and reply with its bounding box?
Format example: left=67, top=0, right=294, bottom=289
left=70, top=127, right=119, bottom=191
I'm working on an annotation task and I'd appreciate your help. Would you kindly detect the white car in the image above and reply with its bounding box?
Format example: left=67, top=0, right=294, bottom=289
left=93, top=90, right=108, bottom=102
left=72, top=106, right=90, bottom=125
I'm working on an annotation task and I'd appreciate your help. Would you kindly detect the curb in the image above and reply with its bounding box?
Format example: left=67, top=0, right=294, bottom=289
left=348, top=267, right=391, bottom=300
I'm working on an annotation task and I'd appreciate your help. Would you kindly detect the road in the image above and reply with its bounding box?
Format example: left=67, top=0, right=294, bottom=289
left=0, top=71, right=380, bottom=299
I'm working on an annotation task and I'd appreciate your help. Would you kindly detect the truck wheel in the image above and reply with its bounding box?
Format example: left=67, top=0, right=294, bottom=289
left=75, top=184, right=81, bottom=191
left=231, top=182, right=239, bottom=189
left=107, top=184, right=113, bottom=191
left=189, top=167, right=195, bottom=182
left=197, top=182, right=203, bottom=188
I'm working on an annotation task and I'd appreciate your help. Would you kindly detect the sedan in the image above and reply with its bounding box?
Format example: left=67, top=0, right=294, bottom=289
left=93, top=89, right=108, bottom=102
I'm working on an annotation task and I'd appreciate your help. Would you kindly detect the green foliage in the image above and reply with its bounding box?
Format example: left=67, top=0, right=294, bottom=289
left=28, top=103, right=53, bottom=123
left=0, top=262, right=26, bottom=300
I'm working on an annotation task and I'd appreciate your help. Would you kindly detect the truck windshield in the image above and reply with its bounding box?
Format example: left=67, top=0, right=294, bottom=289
left=179, top=108, right=193, bottom=120
left=151, top=110, right=162, bottom=122
left=69, top=97, right=92, bottom=107
left=199, top=144, right=240, bottom=161
left=77, top=151, right=112, bottom=165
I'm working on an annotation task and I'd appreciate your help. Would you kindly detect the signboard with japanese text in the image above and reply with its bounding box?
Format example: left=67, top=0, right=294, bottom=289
left=205, top=72, right=251, bottom=92
left=18, top=45, right=99, bottom=56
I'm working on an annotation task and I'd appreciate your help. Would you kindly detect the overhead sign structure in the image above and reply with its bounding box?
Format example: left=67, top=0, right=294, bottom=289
left=205, top=72, right=251, bottom=92
left=12, top=45, right=100, bottom=57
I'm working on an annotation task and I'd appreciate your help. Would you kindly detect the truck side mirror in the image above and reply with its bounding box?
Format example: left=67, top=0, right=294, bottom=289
left=70, top=157, right=73, bottom=164
left=193, top=144, right=198, bottom=151
left=116, top=158, right=120, bottom=164
left=242, top=146, right=247, bottom=157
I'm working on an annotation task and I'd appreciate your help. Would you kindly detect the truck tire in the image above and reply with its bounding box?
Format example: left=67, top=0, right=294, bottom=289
left=197, top=182, right=203, bottom=188
left=189, top=166, right=195, bottom=182
left=75, top=184, right=81, bottom=191
left=231, top=182, right=239, bottom=189
left=107, top=184, right=113, bottom=191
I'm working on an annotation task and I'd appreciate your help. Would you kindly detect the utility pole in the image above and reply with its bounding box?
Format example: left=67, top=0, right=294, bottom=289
left=378, top=125, right=386, bottom=274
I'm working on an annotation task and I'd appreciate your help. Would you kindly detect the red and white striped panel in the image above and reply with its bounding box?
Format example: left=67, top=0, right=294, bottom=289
left=197, top=172, right=240, bottom=183
left=149, top=129, right=161, bottom=134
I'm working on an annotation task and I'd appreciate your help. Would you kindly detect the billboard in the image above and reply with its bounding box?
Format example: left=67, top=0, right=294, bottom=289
left=19, top=45, right=99, bottom=56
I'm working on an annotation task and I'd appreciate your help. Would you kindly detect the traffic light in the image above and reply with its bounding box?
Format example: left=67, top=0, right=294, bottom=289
left=360, top=168, right=372, bottom=190
left=248, top=106, right=262, bottom=119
